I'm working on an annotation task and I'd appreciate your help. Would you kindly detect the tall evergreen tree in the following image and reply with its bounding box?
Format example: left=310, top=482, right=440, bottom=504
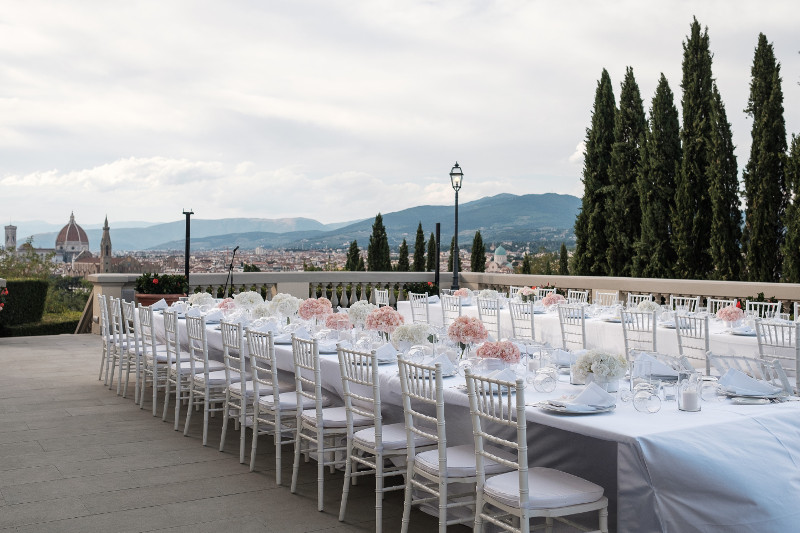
left=782, top=135, right=800, bottom=282
left=633, top=74, right=681, bottom=278
left=606, top=66, right=647, bottom=276
left=447, top=236, right=455, bottom=272
left=412, top=223, right=426, bottom=272
left=544, top=257, right=553, bottom=275
left=520, top=253, right=532, bottom=275
left=426, top=232, right=437, bottom=272
left=707, top=81, right=742, bottom=280
left=396, top=239, right=410, bottom=272
left=345, top=240, right=362, bottom=271
left=673, top=18, right=715, bottom=279
left=559, top=243, right=569, bottom=275
left=470, top=231, right=486, bottom=272
left=574, top=69, right=616, bottom=276
left=366, top=213, right=391, bottom=271
left=743, top=33, right=787, bottom=282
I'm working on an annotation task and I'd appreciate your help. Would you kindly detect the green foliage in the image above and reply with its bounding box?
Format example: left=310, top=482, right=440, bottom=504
left=367, top=213, right=392, bottom=271
left=520, top=253, right=532, bottom=274
left=404, top=281, right=438, bottom=297
left=135, top=273, right=188, bottom=294
left=396, top=239, right=410, bottom=272
left=345, top=240, right=365, bottom=271
left=45, top=277, right=91, bottom=314
left=426, top=233, right=437, bottom=272
left=559, top=243, right=569, bottom=275
left=0, top=238, right=56, bottom=280
left=412, top=223, right=426, bottom=272
left=302, top=261, right=323, bottom=272
left=0, top=312, right=80, bottom=337
left=0, top=279, right=49, bottom=326
left=242, top=263, right=261, bottom=272
left=574, top=69, right=616, bottom=276
left=782, top=134, right=800, bottom=281
left=633, top=74, right=681, bottom=278
left=470, top=231, right=486, bottom=273
left=742, top=33, right=787, bottom=282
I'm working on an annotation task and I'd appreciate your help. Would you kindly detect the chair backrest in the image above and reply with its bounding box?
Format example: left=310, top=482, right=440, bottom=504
left=508, top=300, right=536, bottom=343
left=246, top=329, right=281, bottom=399
left=465, top=369, right=526, bottom=505
left=162, top=309, right=182, bottom=373
left=397, top=356, right=446, bottom=468
left=120, top=300, right=140, bottom=355
left=755, top=320, right=799, bottom=391
left=557, top=303, right=586, bottom=350
left=409, top=292, right=430, bottom=324
left=707, top=298, right=736, bottom=315
left=595, top=290, right=619, bottom=307
left=626, top=293, right=653, bottom=308
left=476, top=297, right=502, bottom=341
left=375, top=289, right=390, bottom=307
left=137, top=303, right=160, bottom=358
left=620, top=310, right=657, bottom=361
left=338, top=346, right=382, bottom=444
left=440, top=294, right=462, bottom=329
left=567, top=289, right=589, bottom=304
left=746, top=300, right=782, bottom=319
left=220, top=320, right=246, bottom=397
left=536, top=287, right=556, bottom=298
left=707, top=353, right=793, bottom=395
left=185, top=315, right=211, bottom=382
left=508, top=286, right=521, bottom=299
left=108, top=297, right=127, bottom=350
left=632, top=350, right=694, bottom=374
left=98, top=294, right=111, bottom=342
left=795, top=302, right=799, bottom=322
left=670, top=295, right=700, bottom=313
left=674, top=314, right=710, bottom=373
left=292, top=336, right=325, bottom=424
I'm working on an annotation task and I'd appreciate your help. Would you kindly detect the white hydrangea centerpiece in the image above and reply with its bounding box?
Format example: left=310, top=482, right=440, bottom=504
left=188, top=292, right=215, bottom=307
left=573, top=350, right=627, bottom=381
left=348, top=300, right=378, bottom=327
left=391, top=323, right=431, bottom=349
left=269, top=293, right=301, bottom=317
left=233, top=290, right=264, bottom=309
left=637, top=300, right=661, bottom=313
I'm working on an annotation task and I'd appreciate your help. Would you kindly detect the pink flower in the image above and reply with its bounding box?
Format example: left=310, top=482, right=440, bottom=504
left=520, top=287, right=536, bottom=296
left=447, top=316, right=488, bottom=345
left=542, top=293, right=565, bottom=306
left=217, top=298, right=236, bottom=309
left=298, top=297, right=334, bottom=320
left=365, top=306, right=404, bottom=333
left=476, top=341, right=521, bottom=364
left=453, top=288, right=469, bottom=298
left=716, top=305, right=744, bottom=322
left=325, top=313, right=351, bottom=331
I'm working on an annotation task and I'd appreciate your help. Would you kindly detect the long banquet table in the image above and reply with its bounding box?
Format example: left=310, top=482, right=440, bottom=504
left=153, top=311, right=800, bottom=533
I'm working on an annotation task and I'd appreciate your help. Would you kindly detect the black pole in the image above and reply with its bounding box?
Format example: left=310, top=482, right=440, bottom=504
left=452, top=189, right=459, bottom=290
left=182, top=209, right=193, bottom=285
left=223, top=246, right=239, bottom=298
left=434, top=222, right=441, bottom=288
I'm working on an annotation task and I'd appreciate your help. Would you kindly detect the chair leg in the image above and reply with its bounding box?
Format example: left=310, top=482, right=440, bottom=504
left=375, top=455, right=384, bottom=533
left=219, top=396, right=230, bottom=452
left=401, top=461, right=413, bottom=533
left=162, top=377, right=171, bottom=422
left=201, top=397, right=210, bottom=445
left=239, top=402, right=246, bottom=464
left=317, top=431, right=325, bottom=511
left=151, top=369, right=160, bottom=417
left=438, top=475, right=447, bottom=533
left=338, top=442, right=353, bottom=522
left=290, top=424, right=302, bottom=494
left=178, top=384, right=189, bottom=431
left=250, top=407, right=260, bottom=473
left=274, top=421, right=282, bottom=485
left=99, top=346, right=106, bottom=381
left=600, top=507, right=609, bottom=533
left=545, top=516, right=553, bottom=533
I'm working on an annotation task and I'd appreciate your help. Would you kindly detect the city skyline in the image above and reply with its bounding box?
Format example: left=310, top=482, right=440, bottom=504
left=1, top=1, right=798, bottom=226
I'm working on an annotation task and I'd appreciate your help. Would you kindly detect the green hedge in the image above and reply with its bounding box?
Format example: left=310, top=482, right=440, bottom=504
left=0, top=318, right=80, bottom=337
left=0, top=279, right=49, bottom=326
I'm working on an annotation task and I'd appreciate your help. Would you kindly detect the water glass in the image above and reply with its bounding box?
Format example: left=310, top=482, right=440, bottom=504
left=532, top=369, right=557, bottom=393
left=633, top=383, right=661, bottom=413
left=699, top=376, right=725, bottom=402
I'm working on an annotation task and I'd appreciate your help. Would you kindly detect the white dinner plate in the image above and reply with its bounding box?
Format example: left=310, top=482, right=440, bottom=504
left=729, top=328, right=756, bottom=337
left=602, top=317, right=622, bottom=323
left=454, top=384, right=510, bottom=395
left=731, top=397, right=770, bottom=405
left=537, top=402, right=616, bottom=415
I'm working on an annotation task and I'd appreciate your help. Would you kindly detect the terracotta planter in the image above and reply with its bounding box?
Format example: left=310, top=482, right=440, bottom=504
left=134, top=293, right=185, bottom=307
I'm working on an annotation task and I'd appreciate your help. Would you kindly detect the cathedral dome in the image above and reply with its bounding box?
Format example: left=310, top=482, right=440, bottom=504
left=55, top=212, right=89, bottom=262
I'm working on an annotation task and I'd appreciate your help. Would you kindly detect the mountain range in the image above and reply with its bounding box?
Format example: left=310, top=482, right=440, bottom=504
left=23, top=193, right=580, bottom=252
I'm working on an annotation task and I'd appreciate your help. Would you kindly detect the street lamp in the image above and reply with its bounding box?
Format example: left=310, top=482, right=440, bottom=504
left=182, top=209, right=193, bottom=283
left=450, top=162, right=463, bottom=290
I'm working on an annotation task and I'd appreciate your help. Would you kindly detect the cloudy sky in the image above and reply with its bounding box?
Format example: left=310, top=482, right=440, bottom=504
left=1, top=1, right=798, bottom=230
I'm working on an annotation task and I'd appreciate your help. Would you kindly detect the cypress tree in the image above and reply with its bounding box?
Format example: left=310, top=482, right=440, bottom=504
left=743, top=33, right=787, bottom=282
left=574, top=69, right=616, bottom=276
left=633, top=74, right=680, bottom=278
left=520, top=253, right=532, bottom=275
left=367, top=213, right=391, bottom=271
left=544, top=257, right=553, bottom=276
left=412, top=223, right=426, bottom=272
left=674, top=18, right=714, bottom=279
left=447, top=236, right=455, bottom=272
left=559, top=243, right=569, bottom=275
left=782, top=135, right=800, bottom=282
left=470, top=231, right=486, bottom=272
left=707, top=81, right=742, bottom=280
left=606, top=66, right=647, bottom=276
left=397, top=239, right=410, bottom=272
left=426, top=232, right=437, bottom=272
left=345, top=240, right=362, bottom=271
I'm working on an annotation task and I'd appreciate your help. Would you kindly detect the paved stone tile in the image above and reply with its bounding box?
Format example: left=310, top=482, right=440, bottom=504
left=0, top=496, right=90, bottom=529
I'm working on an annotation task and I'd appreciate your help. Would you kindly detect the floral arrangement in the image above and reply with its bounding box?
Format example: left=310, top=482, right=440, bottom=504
left=134, top=273, right=188, bottom=295
left=0, top=286, right=8, bottom=312
left=324, top=312, right=351, bottom=331
left=188, top=292, right=215, bottom=306
left=233, top=290, right=264, bottom=308
left=269, top=293, right=301, bottom=317
left=217, top=297, right=236, bottom=310
left=478, top=289, right=501, bottom=300
left=542, top=293, right=566, bottom=307
left=453, top=288, right=470, bottom=298
left=716, top=304, right=744, bottom=323
left=476, top=340, right=521, bottom=364
left=519, top=286, right=537, bottom=302
left=365, top=306, right=404, bottom=333
left=348, top=300, right=378, bottom=327
left=447, top=315, right=488, bottom=345
left=637, top=300, right=661, bottom=312
left=251, top=302, right=272, bottom=319
left=298, top=297, right=333, bottom=320
left=391, top=323, right=431, bottom=348
left=572, top=350, right=627, bottom=381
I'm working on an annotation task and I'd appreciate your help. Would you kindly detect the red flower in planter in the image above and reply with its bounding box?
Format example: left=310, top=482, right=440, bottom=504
left=735, top=300, right=741, bottom=308
left=153, top=278, right=159, bottom=285
left=0, top=303, right=4, bottom=309
left=427, top=281, right=433, bottom=286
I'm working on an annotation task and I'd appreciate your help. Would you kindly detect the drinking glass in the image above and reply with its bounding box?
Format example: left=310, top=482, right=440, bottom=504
left=633, top=384, right=662, bottom=413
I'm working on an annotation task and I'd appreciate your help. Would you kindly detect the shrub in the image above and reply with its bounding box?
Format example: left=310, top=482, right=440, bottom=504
left=0, top=279, right=49, bottom=326
left=135, top=273, right=188, bottom=294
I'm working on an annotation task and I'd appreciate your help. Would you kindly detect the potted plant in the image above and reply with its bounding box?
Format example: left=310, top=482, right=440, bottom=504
left=134, top=273, right=188, bottom=307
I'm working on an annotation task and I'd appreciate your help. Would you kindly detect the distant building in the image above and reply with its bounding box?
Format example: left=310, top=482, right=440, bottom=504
left=485, top=244, right=513, bottom=274
left=55, top=212, right=90, bottom=262
left=70, top=216, right=143, bottom=277
left=5, top=224, right=16, bottom=251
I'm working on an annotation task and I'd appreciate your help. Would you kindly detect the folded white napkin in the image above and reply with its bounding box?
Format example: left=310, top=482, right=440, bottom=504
left=718, top=368, right=783, bottom=396
left=375, top=343, right=398, bottom=363
left=486, top=367, right=518, bottom=383
left=634, top=352, right=679, bottom=378
left=170, top=301, right=187, bottom=314
left=317, top=340, right=343, bottom=354
left=250, top=321, right=280, bottom=334
left=150, top=298, right=168, bottom=310
left=553, top=348, right=586, bottom=367
left=428, top=295, right=440, bottom=304
left=428, top=354, right=457, bottom=376
left=203, top=309, right=223, bottom=323
left=185, top=307, right=201, bottom=317
left=570, top=382, right=616, bottom=408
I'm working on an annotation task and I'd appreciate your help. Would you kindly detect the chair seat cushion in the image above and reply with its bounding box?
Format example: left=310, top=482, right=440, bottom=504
left=259, top=391, right=326, bottom=411
left=415, top=443, right=515, bottom=479
left=193, top=369, right=244, bottom=387
left=354, top=422, right=435, bottom=451
left=301, top=406, right=372, bottom=428
left=484, top=467, right=604, bottom=510
left=155, top=351, right=191, bottom=363
left=171, top=360, right=226, bottom=373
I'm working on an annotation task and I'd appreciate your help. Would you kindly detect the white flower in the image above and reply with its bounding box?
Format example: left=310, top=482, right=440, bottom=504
left=188, top=292, right=215, bottom=306
left=233, top=290, right=264, bottom=309
left=637, top=300, right=661, bottom=312
left=391, top=323, right=431, bottom=348
left=348, top=300, right=378, bottom=327
left=478, top=289, right=500, bottom=300
left=251, top=302, right=272, bottom=319
left=573, top=350, right=627, bottom=380
left=269, top=293, right=300, bottom=317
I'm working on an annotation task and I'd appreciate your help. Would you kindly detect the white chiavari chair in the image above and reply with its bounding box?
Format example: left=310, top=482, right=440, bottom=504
left=106, top=296, right=129, bottom=394
left=120, top=299, right=143, bottom=402
left=621, top=310, right=657, bottom=362
left=567, top=289, right=589, bottom=304
left=440, top=294, right=462, bottom=329
left=669, top=295, right=700, bottom=313
left=161, top=309, right=202, bottom=429
left=98, top=293, right=112, bottom=383
left=595, top=290, right=619, bottom=307
left=508, top=286, right=522, bottom=299
left=508, top=300, right=538, bottom=346
left=409, top=292, right=430, bottom=323
left=626, top=293, right=653, bottom=308
left=674, top=314, right=711, bottom=374
left=707, top=353, right=792, bottom=395
left=375, top=288, right=390, bottom=307
left=477, top=296, right=503, bottom=341
left=337, top=347, right=434, bottom=532
left=398, top=356, right=512, bottom=533
left=795, top=302, right=799, bottom=322
left=465, top=369, right=609, bottom=533
left=218, top=320, right=250, bottom=463
left=557, top=303, right=586, bottom=351
left=183, top=315, right=230, bottom=445
left=746, top=300, right=782, bottom=319
left=137, top=303, right=172, bottom=415
left=536, top=287, right=556, bottom=298
left=707, top=298, right=736, bottom=316
left=755, top=320, right=800, bottom=393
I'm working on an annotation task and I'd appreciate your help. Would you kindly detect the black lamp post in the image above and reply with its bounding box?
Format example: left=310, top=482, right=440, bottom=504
left=182, top=209, right=193, bottom=283
left=450, top=162, right=463, bottom=290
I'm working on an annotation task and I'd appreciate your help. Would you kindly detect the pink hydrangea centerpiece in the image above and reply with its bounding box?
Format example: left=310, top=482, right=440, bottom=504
left=298, top=297, right=333, bottom=320
left=324, top=312, right=352, bottom=331
left=541, top=293, right=566, bottom=307
left=447, top=315, right=488, bottom=357
left=453, top=288, right=470, bottom=298
left=716, top=304, right=744, bottom=323
left=365, top=306, right=404, bottom=334
left=217, top=297, right=236, bottom=310
left=476, top=340, right=521, bottom=364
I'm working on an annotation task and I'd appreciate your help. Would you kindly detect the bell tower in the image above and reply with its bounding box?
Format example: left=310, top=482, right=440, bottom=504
left=100, top=216, right=112, bottom=273
left=4, top=224, right=16, bottom=251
